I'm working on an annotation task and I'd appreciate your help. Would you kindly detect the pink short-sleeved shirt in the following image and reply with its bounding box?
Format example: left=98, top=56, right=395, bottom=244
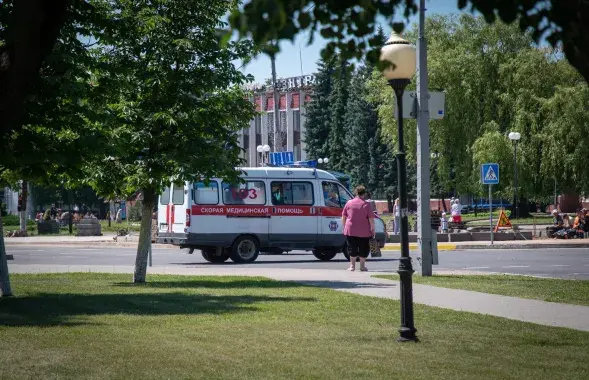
left=342, top=197, right=374, bottom=237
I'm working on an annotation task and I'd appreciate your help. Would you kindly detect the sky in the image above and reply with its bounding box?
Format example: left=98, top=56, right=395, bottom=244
left=240, top=0, right=469, bottom=82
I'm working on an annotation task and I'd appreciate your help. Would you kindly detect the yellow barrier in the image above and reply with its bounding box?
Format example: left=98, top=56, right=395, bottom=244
left=383, top=243, right=456, bottom=251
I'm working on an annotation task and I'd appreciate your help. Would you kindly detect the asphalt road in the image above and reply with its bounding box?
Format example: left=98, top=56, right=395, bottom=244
left=6, top=245, right=589, bottom=280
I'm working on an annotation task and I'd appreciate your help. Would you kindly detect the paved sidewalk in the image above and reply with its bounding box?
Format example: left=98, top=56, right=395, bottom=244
left=8, top=264, right=589, bottom=332
left=3, top=234, right=173, bottom=248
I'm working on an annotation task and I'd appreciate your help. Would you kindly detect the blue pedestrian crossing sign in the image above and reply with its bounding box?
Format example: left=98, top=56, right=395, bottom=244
left=481, top=163, right=499, bottom=185
left=270, top=151, right=295, bottom=165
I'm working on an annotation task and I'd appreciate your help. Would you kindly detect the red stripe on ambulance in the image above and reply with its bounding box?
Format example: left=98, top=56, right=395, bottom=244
left=191, top=205, right=341, bottom=217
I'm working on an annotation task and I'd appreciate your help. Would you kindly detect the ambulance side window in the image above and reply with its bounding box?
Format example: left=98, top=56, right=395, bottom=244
left=321, top=182, right=341, bottom=208
left=172, top=185, right=185, bottom=205
left=271, top=181, right=313, bottom=206
left=193, top=182, right=219, bottom=205
left=222, top=181, right=266, bottom=205
left=160, top=186, right=171, bottom=205
left=337, top=185, right=353, bottom=206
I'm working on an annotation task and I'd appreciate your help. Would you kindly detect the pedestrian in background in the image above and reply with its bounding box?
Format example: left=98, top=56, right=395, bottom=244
left=393, top=198, right=401, bottom=235
left=342, top=185, right=375, bottom=272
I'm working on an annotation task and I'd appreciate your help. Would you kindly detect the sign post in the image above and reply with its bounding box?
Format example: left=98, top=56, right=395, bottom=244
left=481, top=163, right=499, bottom=244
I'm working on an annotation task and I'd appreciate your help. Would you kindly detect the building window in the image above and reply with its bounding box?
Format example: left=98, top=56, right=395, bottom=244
left=294, top=144, right=301, bottom=161
left=293, top=110, right=300, bottom=132
left=266, top=113, right=274, bottom=152
left=221, top=181, right=266, bottom=205
left=270, top=181, right=314, bottom=206
left=243, top=133, right=250, bottom=161
left=255, top=115, right=262, bottom=147
left=193, top=182, right=219, bottom=205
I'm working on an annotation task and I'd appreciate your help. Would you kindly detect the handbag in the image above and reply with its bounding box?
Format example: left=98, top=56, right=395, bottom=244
left=369, top=237, right=381, bottom=257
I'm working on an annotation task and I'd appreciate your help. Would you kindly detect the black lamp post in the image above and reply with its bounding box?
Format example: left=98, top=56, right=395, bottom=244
left=508, top=132, right=521, bottom=219
left=381, top=32, right=418, bottom=342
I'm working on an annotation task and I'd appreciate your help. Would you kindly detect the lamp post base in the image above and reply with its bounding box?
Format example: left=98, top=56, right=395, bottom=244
left=397, top=256, right=418, bottom=342
left=397, top=328, right=419, bottom=342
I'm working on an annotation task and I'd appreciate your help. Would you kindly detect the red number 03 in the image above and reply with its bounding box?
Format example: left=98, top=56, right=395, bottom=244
left=248, top=189, right=257, bottom=199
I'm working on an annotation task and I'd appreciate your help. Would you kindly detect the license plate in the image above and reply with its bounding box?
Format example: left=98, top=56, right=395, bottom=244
left=160, top=223, right=168, bottom=231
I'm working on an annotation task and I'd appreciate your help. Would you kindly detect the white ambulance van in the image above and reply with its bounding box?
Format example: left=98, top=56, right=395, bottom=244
left=156, top=167, right=386, bottom=263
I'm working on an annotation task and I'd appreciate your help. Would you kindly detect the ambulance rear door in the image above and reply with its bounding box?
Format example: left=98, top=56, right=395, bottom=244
left=157, top=185, right=172, bottom=234
left=170, top=182, right=189, bottom=233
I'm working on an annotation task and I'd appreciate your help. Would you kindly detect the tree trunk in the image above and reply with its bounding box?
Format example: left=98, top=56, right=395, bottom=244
left=19, top=180, right=28, bottom=232
left=0, top=213, right=14, bottom=297
left=518, top=196, right=531, bottom=218
left=133, top=189, right=156, bottom=283
left=441, top=196, right=448, bottom=213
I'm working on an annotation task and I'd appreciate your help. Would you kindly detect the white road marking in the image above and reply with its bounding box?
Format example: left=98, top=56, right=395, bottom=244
left=464, top=266, right=491, bottom=269
left=549, top=265, right=570, bottom=267
left=77, top=249, right=101, bottom=251
left=502, top=265, right=530, bottom=268
left=572, top=273, right=589, bottom=275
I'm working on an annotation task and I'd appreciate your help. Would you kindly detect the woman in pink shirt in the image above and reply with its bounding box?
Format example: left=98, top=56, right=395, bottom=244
left=342, top=185, right=375, bottom=271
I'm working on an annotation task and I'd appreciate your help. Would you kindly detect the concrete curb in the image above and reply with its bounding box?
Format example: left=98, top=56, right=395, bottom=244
left=4, top=241, right=175, bottom=249
left=384, top=243, right=457, bottom=251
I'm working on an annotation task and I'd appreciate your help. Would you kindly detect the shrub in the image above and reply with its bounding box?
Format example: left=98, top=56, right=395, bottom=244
left=2, top=214, right=20, bottom=226
left=0, top=214, right=36, bottom=227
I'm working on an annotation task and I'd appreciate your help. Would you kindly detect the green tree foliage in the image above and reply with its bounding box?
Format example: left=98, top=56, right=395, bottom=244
left=327, top=59, right=350, bottom=172
left=229, top=1, right=589, bottom=84
left=303, top=57, right=335, bottom=161
left=85, top=0, right=256, bottom=282
left=0, top=1, right=103, bottom=296
left=344, top=62, right=397, bottom=200
left=344, top=64, right=375, bottom=188
left=541, top=83, right=589, bottom=195
left=364, top=14, right=589, bottom=206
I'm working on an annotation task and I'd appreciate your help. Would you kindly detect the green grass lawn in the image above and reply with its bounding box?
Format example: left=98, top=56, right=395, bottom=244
left=374, top=274, right=589, bottom=306
left=1, top=274, right=588, bottom=380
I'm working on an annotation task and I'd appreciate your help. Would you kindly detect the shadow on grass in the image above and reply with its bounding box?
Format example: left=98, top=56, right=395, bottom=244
left=0, top=292, right=315, bottom=327
left=114, top=279, right=308, bottom=289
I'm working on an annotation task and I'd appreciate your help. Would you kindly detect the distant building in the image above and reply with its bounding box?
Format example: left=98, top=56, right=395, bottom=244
left=239, top=74, right=316, bottom=166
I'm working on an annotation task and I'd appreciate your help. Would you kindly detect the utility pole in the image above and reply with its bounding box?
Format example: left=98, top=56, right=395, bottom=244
left=270, top=46, right=280, bottom=153
left=416, top=0, right=433, bottom=276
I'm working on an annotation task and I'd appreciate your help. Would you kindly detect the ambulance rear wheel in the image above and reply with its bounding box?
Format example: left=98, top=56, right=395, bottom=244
left=201, top=249, right=230, bottom=263
left=313, top=250, right=337, bottom=261
left=230, top=236, right=260, bottom=263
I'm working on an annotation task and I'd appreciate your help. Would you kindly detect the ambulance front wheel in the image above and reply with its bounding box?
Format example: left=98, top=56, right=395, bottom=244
left=312, top=250, right=338, bottom=261
left=230, top=236, right=260, bottom=263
